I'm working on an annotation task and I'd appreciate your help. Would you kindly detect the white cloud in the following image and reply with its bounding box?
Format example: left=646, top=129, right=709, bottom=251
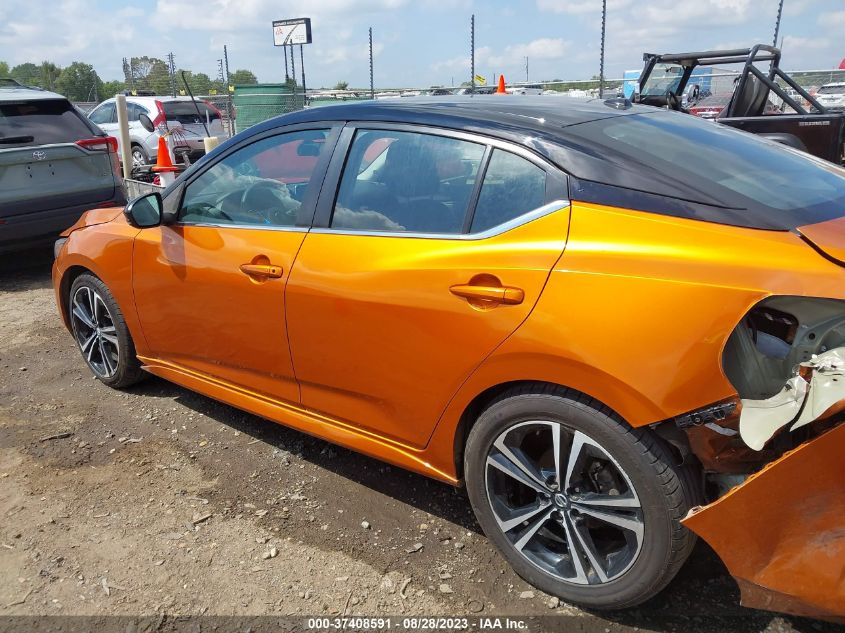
left=537, top=0, right=632, bottom=15
left=819, top=10, right=845, bottom=28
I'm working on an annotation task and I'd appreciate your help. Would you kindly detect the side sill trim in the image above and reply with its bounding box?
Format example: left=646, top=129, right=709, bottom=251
left=137, top=356, right=458, bottom=485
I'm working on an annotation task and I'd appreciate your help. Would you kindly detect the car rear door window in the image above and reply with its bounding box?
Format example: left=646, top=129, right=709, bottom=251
left=0, top=99, right=95, bottom=147
left=331, top=130, right=485, bottom=234
left=87, top=102, right=115, bottom=126
left=179, top=129, right=330, bottom=227
left=469, top=149, right=547, bottom=233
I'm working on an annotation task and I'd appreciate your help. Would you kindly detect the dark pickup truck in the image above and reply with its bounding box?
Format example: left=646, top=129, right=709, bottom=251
left=634, top=45, right=845, bottom=164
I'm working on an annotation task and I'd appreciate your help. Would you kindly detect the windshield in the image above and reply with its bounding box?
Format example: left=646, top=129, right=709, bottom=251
left=641, top=63, right=684, bottom=96
left=565, top=110, right=845, bottom=230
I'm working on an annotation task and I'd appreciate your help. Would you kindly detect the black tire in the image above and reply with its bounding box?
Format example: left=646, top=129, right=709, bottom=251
left=68, top=273, right=145, bottom=389
left=464, top=384, right=697, bottom=610
left=130, top=144, right=148, bottom=168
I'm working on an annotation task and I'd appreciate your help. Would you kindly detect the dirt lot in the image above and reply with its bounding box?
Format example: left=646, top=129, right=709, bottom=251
left=0, top=249, right=837, bottom=633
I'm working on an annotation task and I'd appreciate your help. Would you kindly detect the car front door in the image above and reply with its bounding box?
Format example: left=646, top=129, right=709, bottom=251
left=285, top=126, right=571, bottom=447
left=132, top=126, right=339, bottom=403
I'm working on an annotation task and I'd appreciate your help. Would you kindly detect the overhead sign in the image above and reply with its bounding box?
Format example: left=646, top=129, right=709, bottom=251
left=273, top=18, right=312, bottom=46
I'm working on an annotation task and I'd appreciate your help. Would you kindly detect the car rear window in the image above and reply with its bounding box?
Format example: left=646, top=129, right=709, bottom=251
left=564, top=111, right=845, bottom=230
left=817, top=85, right=845, bottom=95
left=161, top=101, right=220, bottom=123
left=0, top=98, right=93, bottom=147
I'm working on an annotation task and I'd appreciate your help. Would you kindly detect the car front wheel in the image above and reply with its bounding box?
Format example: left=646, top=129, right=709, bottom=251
left=69, top=273, right=145, bottom=388
left=465, top=385, right=698, bottom=609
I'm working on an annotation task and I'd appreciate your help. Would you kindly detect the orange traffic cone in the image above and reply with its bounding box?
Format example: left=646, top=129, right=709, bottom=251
left=496, top=74, right=507, bottom=94
left=151, top=135, right=177, bottom=173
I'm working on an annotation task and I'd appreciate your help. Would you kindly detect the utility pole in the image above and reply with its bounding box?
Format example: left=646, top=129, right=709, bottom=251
left=599, top=0, right=607, bottom=98
left=369, top=27, right=375, bottom=99
left=290, top=44, right=296, bottom=87
left=223, top=44, right=233, bottom=137
left=525, top=56, right=529, bottom=82
left=223, top=45, right=231, bottom=88
left=167, top=52, right=176, bottom=97
left=300, top=45, right=307, bottom=105
left=470, top=14, right=476, bottom=91
left=772, top=0, right=785, bottom=48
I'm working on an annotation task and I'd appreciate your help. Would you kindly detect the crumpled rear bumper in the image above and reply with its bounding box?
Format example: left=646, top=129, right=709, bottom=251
left=682, top=423, right=845, bottom=622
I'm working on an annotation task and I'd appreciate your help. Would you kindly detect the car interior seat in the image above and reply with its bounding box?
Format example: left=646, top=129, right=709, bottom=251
left=378, top=140, right=460, bottom=233
left=724, top=74, right=769, bottom=118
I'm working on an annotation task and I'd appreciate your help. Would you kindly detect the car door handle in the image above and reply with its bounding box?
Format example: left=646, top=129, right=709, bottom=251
left=449, top=284, right=525, bottom=305
left=239, top=263, right=283, bottom=278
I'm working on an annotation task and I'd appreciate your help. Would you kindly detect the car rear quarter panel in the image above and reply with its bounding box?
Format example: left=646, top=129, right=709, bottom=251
left=53, top=214, right=146, bottom=353
left=425, top=202, right=845, bottom=478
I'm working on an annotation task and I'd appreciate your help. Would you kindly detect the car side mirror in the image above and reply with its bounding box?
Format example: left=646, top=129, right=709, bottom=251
left=138, top=113, right=155, bottom=133
left=124, top=192, right=162, bottom=228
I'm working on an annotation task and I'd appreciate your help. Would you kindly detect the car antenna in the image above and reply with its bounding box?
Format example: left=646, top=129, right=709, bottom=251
left=180, top=71, right=211, bottom=138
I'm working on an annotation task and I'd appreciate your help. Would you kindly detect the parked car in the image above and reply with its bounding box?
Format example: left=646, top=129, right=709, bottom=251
left=508, top=83, right=545, bottom=95
left=87, top=96, right=227, bottom=168
left=0, top=82, right=125, bottom=253
left=688, top=93, right=732, bottom=118
left=52, top=97, right=845, bottom=619
left=815, top=82, right=845, bottom=111
left=454, top=86, right=496, bottom=95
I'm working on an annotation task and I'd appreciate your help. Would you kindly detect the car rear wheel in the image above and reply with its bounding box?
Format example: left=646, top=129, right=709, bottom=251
left=69, top=274, right=145, bottom=388
left=131, top=144, right=148, bottom=168
left=465, top=384, right=697, bottom=609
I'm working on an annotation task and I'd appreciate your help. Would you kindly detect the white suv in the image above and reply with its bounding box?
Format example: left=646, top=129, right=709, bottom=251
left=816, top=82, right=845, bottom=111
left=87, top=95, right=228, bottom=167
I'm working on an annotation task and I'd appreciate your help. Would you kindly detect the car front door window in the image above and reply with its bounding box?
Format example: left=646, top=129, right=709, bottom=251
left=179, top=129, right=330, bottom=228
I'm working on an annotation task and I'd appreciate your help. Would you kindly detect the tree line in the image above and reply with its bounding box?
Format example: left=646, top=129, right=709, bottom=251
left=0, top=58, right=259, bottom=102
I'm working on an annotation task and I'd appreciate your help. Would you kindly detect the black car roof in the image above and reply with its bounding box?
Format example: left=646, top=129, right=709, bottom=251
left=251, top=96, right=646, bottom=141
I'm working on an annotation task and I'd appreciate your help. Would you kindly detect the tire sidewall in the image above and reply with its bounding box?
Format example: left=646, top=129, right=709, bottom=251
left=69, top=274, right=137, bottom=388
left=465, top=392, right=686, bottom=608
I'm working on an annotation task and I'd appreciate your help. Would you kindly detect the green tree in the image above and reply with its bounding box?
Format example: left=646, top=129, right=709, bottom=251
left=0, top=61, right=9, bottom=77
left=101, top=80, right=126, bottom=98
left=40, top=61, right=61, bottom=91
left=229, top=69, right=257, bottom=86
left=333, top=80, right=349, bottom=90
left=56, top=62, right=103, bottom=101
left=11, top=62, right=40, bottom=86
left=128, top=56, right=170, bottom=95
left=190, top=72, right=212, bottom=94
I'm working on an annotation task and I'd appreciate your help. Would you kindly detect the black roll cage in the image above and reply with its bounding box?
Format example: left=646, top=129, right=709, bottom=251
left=638, top=44, right=828, bottom=117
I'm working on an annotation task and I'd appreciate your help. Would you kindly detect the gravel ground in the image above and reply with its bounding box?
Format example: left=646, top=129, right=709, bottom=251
left=0, top=248, right=838, bottom=633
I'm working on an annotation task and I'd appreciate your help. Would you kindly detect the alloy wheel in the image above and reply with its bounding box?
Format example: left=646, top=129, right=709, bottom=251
left=70, top=286, right=120, bottom=379
left=131, top=147, right=146, bottom=168
left=485, top=420, right=644, bottom=585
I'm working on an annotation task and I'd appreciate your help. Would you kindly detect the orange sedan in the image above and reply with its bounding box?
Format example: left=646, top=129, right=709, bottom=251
left=52, top=98, right=845, bottom=617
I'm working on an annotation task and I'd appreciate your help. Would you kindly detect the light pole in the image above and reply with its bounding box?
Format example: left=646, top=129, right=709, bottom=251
left=599, top=0, right=607, bottom=98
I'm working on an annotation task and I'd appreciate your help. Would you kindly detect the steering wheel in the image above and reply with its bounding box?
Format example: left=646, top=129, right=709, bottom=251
left=240, top=180, right=296, bottom=225
left=184, top=201, right=234, bottom=223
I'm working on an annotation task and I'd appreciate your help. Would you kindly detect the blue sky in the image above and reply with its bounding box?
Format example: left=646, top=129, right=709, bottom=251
left=1, top=0, right=843, bottom=88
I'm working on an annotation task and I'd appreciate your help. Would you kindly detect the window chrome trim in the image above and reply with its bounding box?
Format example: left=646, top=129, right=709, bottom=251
left=174, top=221, right=309, bottom=233
left=311, top=199, right=570, bottom=241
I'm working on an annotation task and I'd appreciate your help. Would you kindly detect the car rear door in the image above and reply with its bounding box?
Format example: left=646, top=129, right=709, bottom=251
left=0, top=97, right=119, bottom=235
left=285, top=125, right=571, bottom=448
